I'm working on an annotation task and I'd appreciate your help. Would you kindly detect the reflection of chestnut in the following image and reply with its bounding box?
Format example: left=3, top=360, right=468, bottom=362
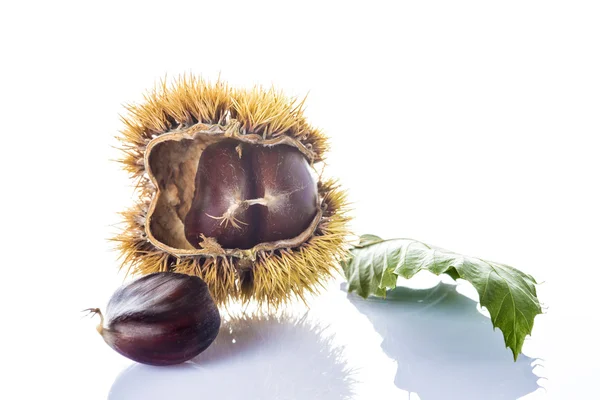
left=85, top=272, right=220, bottom=366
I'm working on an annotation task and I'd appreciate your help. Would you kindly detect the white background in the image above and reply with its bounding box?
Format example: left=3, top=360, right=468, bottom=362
left=1, top=1, right=599, bottom=399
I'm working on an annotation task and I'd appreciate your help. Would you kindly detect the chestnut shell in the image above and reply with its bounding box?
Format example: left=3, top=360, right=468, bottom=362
left=98, top=272, right=220, bottom=366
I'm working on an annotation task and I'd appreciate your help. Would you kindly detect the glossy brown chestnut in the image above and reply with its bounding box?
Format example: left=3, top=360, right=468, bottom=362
left=184, top=140, right=318, bottom=249
left=86, top=272, right=220, bottom=366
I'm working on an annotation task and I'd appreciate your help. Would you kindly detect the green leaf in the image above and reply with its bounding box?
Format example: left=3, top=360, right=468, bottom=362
left=341, top=235, right=542, bottom=361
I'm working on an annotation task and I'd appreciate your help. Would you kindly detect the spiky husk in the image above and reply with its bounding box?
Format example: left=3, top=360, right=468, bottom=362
left=120, top=76, right=328, bottom=183
left=114, top=76, right=350, bottom=306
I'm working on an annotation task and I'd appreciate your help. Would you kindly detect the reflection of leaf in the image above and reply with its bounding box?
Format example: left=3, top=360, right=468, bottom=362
left=341, top=234, right=542, bottom=360
left=347, top=282, right=540, bottom=399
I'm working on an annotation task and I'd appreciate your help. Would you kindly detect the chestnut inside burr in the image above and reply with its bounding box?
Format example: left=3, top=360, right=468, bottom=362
left=144, top=128, right=321, bottom=256
left=184, top=139, right=319, bottom=249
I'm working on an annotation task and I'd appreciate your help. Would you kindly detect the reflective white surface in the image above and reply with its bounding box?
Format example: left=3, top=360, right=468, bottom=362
left=104, top=276, right=542, bottom=400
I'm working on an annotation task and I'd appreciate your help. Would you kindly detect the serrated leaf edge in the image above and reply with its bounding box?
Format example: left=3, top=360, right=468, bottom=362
left=342, top=235, right=542, bottom=361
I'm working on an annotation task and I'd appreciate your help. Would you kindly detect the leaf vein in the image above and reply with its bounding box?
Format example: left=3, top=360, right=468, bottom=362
left=480, top=269, right=494, bottom=302
left=487, top=262, right=517, bottom=346
left=492, top=292, right=510, bottom=326
left=517, top=308, right=532, bottom=333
